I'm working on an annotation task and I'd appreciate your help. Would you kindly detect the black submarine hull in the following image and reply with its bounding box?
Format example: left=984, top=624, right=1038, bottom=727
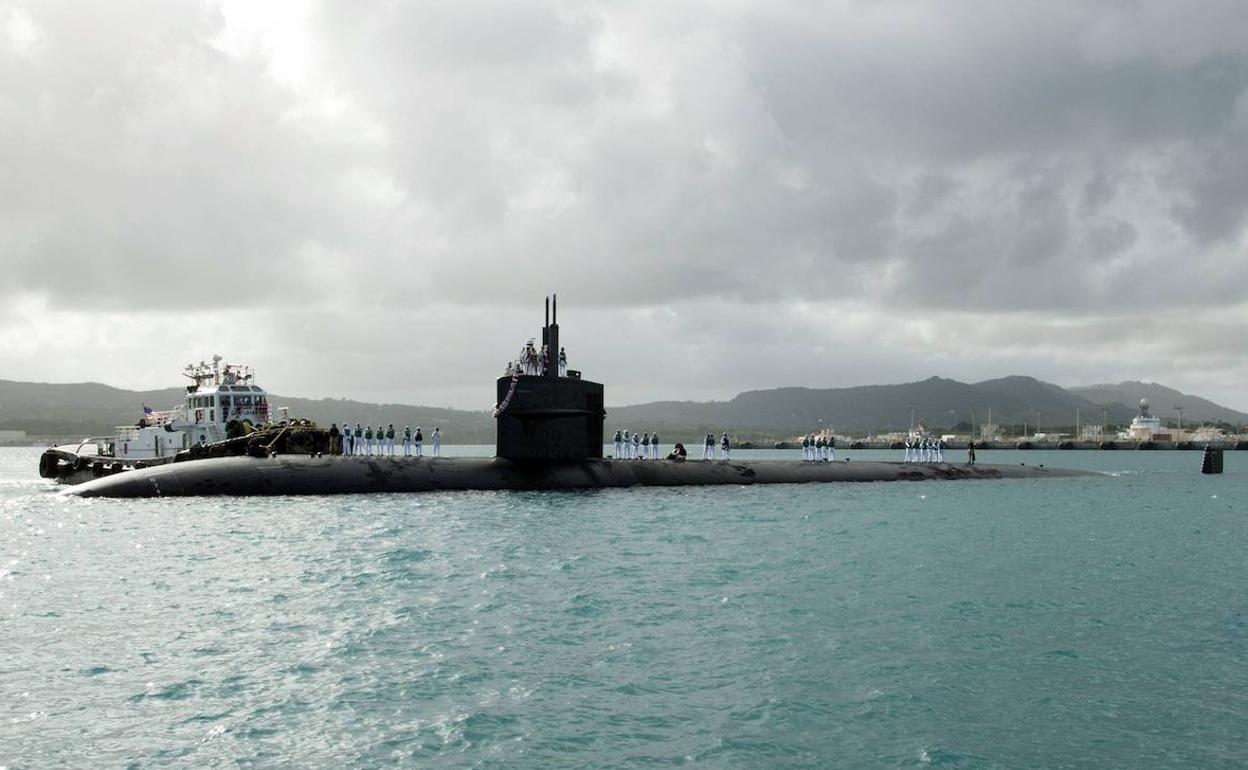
left=65, top=455, right=1091, bottom=498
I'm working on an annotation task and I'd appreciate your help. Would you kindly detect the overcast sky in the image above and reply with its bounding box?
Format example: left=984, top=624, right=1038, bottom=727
left=3, top=0, right=1247, bottom=412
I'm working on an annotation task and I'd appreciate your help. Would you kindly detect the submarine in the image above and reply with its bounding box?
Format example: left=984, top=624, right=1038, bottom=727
left=67, top=296, right=1089, bottom=498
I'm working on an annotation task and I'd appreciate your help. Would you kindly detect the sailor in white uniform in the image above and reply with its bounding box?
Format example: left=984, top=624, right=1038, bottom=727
left=640, top=432, right=649, bottom=460
left=936, top=439, right=944, bottom=463
left=386, top=424, right=396, bottom=456
left=827, top=435, right=835, bottom=462
left=632, top=431, right=641, bottom=459
left=613, top=430, right=623, bottom=459
left=432, top=427, right=441, bottom=457
left=720, top=433, right=731, bottom=461
left=703, top=433, right=714, bottom=460
left=343, top=421, right=353, bottom=456
left=402, top=426, right=412, bottom=457
left=650, top=433, right=659, bottom=459
left=903, top=438, right=912, bottom=463
left=558, top=347, right=568, bottom=377
left=622, top=430, right=631, bottom=459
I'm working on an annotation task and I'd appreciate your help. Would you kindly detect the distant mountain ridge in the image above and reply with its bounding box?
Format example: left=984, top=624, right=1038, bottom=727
left=605, top=375, right=1248, bottom=437
left=2, top=376, right=1244, bottom=442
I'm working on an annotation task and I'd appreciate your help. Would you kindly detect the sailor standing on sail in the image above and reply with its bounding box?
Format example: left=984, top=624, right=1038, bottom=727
left=402, top=426, right=412, bottom=457
left=703, top=433, right=714, bottom=460
left=558, top=347, right=568, bottom=377
left=613, top=430, right=623, bottom=459
left=414, top=427, right=423, bottom=458
left=720, top=432, right=731, bottom=461
left=432, top=427, right=441, bottom=457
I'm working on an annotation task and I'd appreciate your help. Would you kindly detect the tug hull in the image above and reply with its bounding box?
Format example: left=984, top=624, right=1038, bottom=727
left=66, top=455, right=1091, bottom=498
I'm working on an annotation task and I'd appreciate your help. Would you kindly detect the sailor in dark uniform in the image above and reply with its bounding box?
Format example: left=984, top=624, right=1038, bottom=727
left=703, top=433, right=714, bottom=460
left=414, top=426, right=424, bottom=458
left=354, top=423, right=363, bottom=455
left=720, top=432, right=731, bottom=461
left=329, top=423, right=341, bottom=455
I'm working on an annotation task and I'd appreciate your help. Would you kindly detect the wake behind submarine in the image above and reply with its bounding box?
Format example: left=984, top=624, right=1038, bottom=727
left=68, top=296, right=1089, bottom=498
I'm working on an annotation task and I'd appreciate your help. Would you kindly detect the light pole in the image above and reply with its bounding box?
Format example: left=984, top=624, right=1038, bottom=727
left=909, top=406, right=915, bottom=433
left=1033, top=409, right=1041, bottom=438
left=1174, top=405, right=1184, bottom=436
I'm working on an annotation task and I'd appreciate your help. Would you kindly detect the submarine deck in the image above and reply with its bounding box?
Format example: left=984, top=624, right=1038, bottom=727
left=65, top=455, right=1092, bottom=498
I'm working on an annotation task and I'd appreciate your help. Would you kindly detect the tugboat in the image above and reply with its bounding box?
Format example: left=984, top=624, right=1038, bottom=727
left=38, top=355, right=275, bottom=484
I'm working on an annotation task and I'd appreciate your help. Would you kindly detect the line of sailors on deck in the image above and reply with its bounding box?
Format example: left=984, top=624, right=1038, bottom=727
left=611, top=431, right=734, bottom=461
left=506, top=340, right=569, bottom=377
left=903, top=435, right=945, bottom=463
left=613, top=430, right=662, bottom=460
left=801, top=433, right=836, bottom=461
left=326, top=423, right=442, bottom=457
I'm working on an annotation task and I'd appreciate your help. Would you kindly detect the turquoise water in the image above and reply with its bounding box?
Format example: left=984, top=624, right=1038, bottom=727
left=2, top=447, right=1246, bottom=768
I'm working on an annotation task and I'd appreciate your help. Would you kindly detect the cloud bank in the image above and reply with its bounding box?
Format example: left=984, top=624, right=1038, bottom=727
left=2, top=0, right=1246, bottom=410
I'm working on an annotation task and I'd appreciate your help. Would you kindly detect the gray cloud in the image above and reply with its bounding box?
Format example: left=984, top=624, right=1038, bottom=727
left=2, top=0, right=1247, bottom=411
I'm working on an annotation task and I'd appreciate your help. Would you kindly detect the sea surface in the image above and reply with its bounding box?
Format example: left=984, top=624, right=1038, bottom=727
left=2, top=446, right=1246, bottom=768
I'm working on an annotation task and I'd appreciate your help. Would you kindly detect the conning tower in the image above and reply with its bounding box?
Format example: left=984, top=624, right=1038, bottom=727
left=495, top=295, right=605, bottom=461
